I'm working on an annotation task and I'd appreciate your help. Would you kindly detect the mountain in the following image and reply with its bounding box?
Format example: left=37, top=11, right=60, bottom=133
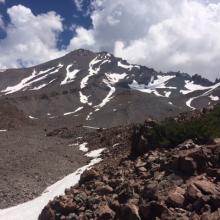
left=0, top=49, right=220, bottom=129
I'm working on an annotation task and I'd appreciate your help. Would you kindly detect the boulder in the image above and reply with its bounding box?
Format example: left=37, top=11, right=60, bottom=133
left=186, top=183, right=203, bottom=200
left=79, top=169, right=99, bottom=184
left=120, top=204, right=141, bottom=220
left=97, top=205, right=115, bottom=220
left=96, top=185, right=114, bottom=195
left=38, top=205, right=55, bottom=220
left=179, top=157, right=197, bottom=175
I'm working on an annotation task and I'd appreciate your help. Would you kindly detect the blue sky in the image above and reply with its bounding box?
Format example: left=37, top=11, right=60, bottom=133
left=0, top=0, right=92, bottom=48
left=0, top=0, right=220, bottom=81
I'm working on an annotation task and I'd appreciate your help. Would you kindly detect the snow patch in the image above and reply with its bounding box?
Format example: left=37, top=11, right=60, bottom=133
left=0, top=151, right=104, bottom=220
left=185, top=81, right=220, bottom=109
left=180, top=80, right=210, bottom=95
left=0, top=129, right=7, bottom=132
left=186, top=97, right=196, bottom=110
left=80, top=57, right=104, bottom=89
left=64, top=107, right=83, bottom=116
left=129, top=75, right=176, bottom=97
left=31, top=79, right=57, bottom=91
left=79, top=142, right=89, bottom=152
left=86, top=112, right=93, bottom=120
left=1, top=65, right=63, bottom=95
left=210, top=95, right=219, bottom=101
left=61, top=65, right=80, bottom=85
left=94, top=73, right=126, bottom=111
left=118, top=61, right=133, bottom=70
left=28, top=116, right=38, bottom=120
left=79, top=92, right=92, bottom=106
left=164, top=91, right=171, bottom=98
left=83, top=126, right=100, bottom=130
left=85, top=148, right=105, bottom=158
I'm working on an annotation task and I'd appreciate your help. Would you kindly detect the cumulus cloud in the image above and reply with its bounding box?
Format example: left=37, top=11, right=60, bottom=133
left=0, top=15, right=4, bottom=29
left=0, top=0, right=5, bottom=3
left=0, top=5, right=65, bottom=69
left=74, top=0, right=84, bottom=11
left=68, top=0, right=220, bottom=81
left=1, top=1, right=220, bottom=81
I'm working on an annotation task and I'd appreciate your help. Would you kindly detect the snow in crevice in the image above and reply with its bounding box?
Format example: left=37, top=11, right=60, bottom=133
left=94, top=81, right=115, bottom=111
left=79, top=91, right=92, bottom=106
left=0, top=148, right=105, bottom=220
left=186, top=97, right=196, bottom=110
left=210, top=95, right=219, bottom=101
left=129, top=75, right=176, bottom=97
left=118, top=61, right=133, bottom=70
left=0, top=129, right=7, bottom=132
left=164, top=91, right=172, bottom=98
left=94, top=73, right=127, bottom=111
left=63, top=107, right=83, bottom=116
left=28, top=116, right=38, bottom=120
left=185, top=81, right=220, bottom=109
left=79, top=142, right=89, bottom=152
left=83, top=125, right=100, bottom=130
left=30, top=79, right=57, bottom=91
left=61, top=65, right=80, bottom=85
left=1, top=64, right=63, bottom=95
left=86, top=112, right=93, bottom=121
left=85, top=148, right=105, bottom=158
left=80, top=57, right=106, bottom=89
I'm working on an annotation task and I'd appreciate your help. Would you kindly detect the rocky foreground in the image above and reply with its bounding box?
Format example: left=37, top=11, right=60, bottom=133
left=39, top=138, right=220, bottom=220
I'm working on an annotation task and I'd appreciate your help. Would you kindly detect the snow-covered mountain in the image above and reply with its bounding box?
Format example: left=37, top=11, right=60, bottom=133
left=0, top=49, right=219, bottom=128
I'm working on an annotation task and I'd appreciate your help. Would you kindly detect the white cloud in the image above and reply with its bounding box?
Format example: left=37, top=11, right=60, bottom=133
left=0, top=15, right=4, bottom=29
left=73, top=0, right=84, bottom=11
left=68, top=0, right=220, bottom=81
left=0, top=5, right=65, bottom=69
left=1, top=1, right=220, bottom=81
left=0, top=0, right=5, bottom=3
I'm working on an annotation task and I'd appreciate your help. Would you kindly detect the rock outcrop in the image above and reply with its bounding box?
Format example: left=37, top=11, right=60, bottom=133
left=39, top=139, right=220, bottom=220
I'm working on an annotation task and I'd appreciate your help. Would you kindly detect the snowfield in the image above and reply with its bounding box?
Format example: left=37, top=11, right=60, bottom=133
left=0, top=148, right=105, bottom=220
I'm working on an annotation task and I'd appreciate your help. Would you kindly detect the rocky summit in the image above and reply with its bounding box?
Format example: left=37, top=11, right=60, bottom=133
left=38, top=106, right=220, bottom=220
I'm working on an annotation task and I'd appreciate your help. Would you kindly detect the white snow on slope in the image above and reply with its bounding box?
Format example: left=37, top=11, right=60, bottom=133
left=63, top=107, right=83, bottom=116
left=80, top=57, right=103, bottom=89
left=83, top=126, right=100, bottom=130
left=79, top=91, right=92, bottom=106
left=0, top=129, right=7, bottom=132
left=164, top=91, right=172, bottom=98
left=61, top=65, right=80, bottom=85
left=129, top=75, right=176, bottom=97
left=186, top=97, right=196, bottom=110
left=28, top=116, right=38, bottom=120
left=118, top=61, right=133, bottom=70
left=210, top=95, right=219, bottom=101
left=95, top=80, right=115, bottom=111
left=129, top=80, right=163, bottom=97
left=180, top=80, right=210, bottom=95
left=94, top=73, right=127, bottom=111
left=79, top=142, right=89, bottom=152
left=186, top=81, right=220, bottom=109
left=148, top=75, right=176, bottom=89
left=105, top=73, right=127, bottom=84
left=86, top=112, right=93, bottom=120
left=85, top=148, right=105, bottom=158
left=31, top=79, right=57, bottom=91
left=1, top=65, right=63, bottom=95
left=0, top=150, right=104, bottom=220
